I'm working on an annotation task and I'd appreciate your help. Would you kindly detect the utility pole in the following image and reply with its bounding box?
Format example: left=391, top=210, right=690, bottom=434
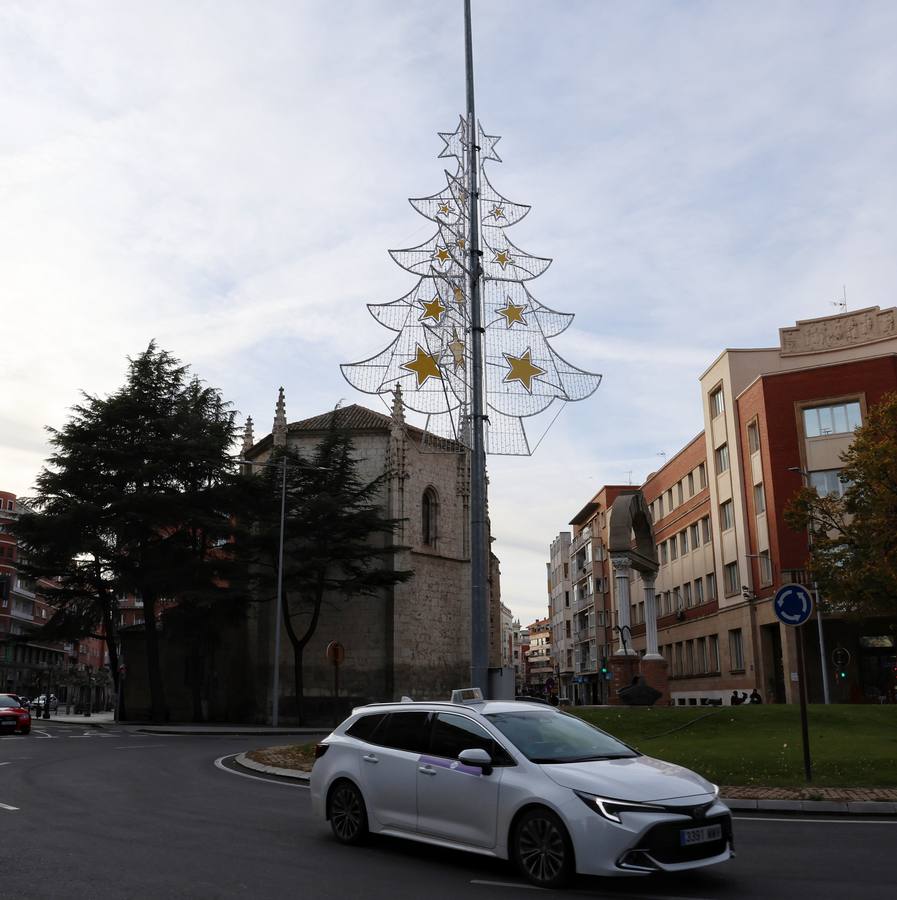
left=464, top=0, right=489, bottom=698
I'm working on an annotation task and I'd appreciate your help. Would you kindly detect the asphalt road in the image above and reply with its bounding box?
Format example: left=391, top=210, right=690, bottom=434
left=2, top=721, right=895, bottom=900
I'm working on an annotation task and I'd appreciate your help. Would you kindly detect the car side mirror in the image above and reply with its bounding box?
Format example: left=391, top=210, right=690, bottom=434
left=458, top=747, right=493, bottom=775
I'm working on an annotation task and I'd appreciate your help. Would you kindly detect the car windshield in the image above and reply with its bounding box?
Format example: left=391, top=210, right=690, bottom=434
left=485, top=710, right=638, bottom=764
left=0, top=697, right=20, bottom=708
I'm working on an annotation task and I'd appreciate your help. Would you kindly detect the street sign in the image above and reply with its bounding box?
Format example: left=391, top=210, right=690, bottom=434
left=325, top=641, right=345, bottom=665
left=773, top=583, right=814, bottom=627
left=832, top=647, right=851, bottom=668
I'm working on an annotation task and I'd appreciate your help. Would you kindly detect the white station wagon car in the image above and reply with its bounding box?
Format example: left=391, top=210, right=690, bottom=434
left=310, top=690, right=733, bottom=888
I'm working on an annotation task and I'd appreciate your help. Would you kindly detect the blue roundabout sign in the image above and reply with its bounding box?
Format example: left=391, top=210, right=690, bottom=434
left=773, top=583, right=814, bottom=627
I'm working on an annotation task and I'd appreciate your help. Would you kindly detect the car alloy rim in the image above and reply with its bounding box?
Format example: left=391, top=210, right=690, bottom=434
left=518, top=815, right=565, bottom=883
left=331, top=786, right=362, bottom=840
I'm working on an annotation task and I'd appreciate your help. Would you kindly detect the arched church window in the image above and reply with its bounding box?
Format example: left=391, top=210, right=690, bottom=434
left=422, top=487, right=439, bottom=547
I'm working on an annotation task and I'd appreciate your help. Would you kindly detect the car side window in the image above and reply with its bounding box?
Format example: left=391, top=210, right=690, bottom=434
left=345, top=713, right=386, bottom=743
left=429, top=713, right=514, bottom=766
left=373, top=712, right=431, bottom=753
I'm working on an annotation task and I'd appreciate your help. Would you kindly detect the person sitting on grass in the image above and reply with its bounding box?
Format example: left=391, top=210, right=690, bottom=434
left=730, top=690, right=744, bottom=705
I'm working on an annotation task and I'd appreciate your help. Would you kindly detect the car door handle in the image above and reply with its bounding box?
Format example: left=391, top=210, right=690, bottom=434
left=418, top=765, right=437, bottom=776
left=362, top=754, right=379, bottom=764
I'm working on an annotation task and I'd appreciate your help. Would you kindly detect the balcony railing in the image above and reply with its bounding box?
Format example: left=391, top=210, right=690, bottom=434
left=570, top=526, right=592, bottom=555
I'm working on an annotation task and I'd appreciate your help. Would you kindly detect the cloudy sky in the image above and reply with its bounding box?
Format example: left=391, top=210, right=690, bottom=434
left=3, top=1, right=897, bottom=625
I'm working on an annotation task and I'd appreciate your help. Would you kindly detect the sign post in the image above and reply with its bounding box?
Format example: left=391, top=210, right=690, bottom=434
left=774, top=583, right=815, bottom=782
left=326, top=642, right=345, bottom=727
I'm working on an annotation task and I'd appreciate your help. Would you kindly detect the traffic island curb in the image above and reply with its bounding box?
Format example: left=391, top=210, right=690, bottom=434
left=724, top=797, right=897, bottom=816
left=235, top=753, right=310, bottom=784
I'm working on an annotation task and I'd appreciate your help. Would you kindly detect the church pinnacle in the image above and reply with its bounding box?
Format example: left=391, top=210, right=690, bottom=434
left=242, top=415, right=255, bottom=454
left=273, top=387, right=287, bottom=448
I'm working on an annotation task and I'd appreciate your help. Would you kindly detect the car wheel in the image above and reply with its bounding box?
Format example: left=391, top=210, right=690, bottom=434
left=512, top=807, right=574, bottom=889
left=328, top=780, right=368, bottom=845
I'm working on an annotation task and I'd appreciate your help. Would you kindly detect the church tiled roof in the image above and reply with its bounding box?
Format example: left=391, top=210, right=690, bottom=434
left=288, top=404, right=393, bottom=433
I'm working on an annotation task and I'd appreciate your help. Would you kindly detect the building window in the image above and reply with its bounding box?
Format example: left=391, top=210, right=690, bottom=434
left=670, top=537, right=678, bottom=561
left=683, top=582, right=693, bottom=607
left=809, top=469, right=850, bottom=498
left=694, top=577, right=704, bottom=604
left=677, top=481, right=684, bottom=505
left=715, top=443, right=730, bottom=474
left=706, top=571, right=717, bottom=600
left=724, top=561, right=739, bottom=596
left=690, top=522, right=699, bottom=547
left=709, top=634, right=720, bottom=672
left=753, top=482, right=766, bottom=513
left=680, top=530, right=688, bottom=555
left=660, top=540, right=668, bottom=565
left=685, top=640, right=695, bottom=675
left=421, top=487, right=439, bottom=546
left=720, top=500, right=734, bottom=531
left=701, top=515, right=711, bottom=544
left=803, top=401, right=862, bottom=438
left=697, top=637, right=708, bottom=673
left=759, top=550, right=773, bottom=586
left=687, top=472, right=695, bottom=496
left=564, top=590, right=570, bottom=608
left=663, top=591, right=671, bottom=615
left=710, top=387, right=725, bottom=418
left=666, top=488, right=674, bottom=510
left=675, top=643, right=684, bottom=677
left=698, top=463, right=707, bottom=489
left=747, top=421, right=760, bottom=454
left=729, top=629, right=745, bottom=671
left=657, top=495, right=664, bottom=517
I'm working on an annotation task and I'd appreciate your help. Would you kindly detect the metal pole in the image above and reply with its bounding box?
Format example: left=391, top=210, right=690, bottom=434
left=272, top=458, right=287, bottom=727
left=464, top=0, right=489, bottom=697
left=795, top=626, right=812, bottom=782
left=796, top=468, right=831, bottom=704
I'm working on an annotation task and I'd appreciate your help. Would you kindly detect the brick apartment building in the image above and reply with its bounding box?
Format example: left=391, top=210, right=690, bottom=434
left=549, top=305, right=897, bottom=705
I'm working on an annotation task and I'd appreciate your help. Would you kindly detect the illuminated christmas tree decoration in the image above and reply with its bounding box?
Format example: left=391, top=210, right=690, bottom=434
left=341, top=114, right=601, bottom=456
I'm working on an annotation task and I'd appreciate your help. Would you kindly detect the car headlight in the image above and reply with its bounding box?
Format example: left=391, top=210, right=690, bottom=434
left=574, top=791, right=667, bottom=823
left=709, top=783, right=720, bottom=800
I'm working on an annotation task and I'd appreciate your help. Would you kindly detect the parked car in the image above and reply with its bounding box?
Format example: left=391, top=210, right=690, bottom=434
left=32, top=694, right=58, bottom=712
left=0, top=695, right=32, bottom=735
left=310, top=691, right=732, bottom=888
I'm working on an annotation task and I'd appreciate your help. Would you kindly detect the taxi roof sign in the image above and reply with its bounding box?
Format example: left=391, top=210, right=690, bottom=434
left=451, top=687, right=484, bottom=704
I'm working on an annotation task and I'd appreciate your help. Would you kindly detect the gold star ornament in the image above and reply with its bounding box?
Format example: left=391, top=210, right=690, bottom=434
left=437, top=202, right=453, bottom=217
left=493, top=249, right=511, bottom=269
left=490, top=205, right=506, bottom=220
left=401, top=345, right=443, bottom=387
left=448, top=329, right=466, bottom=370
left=433, top=246, right=451, bottom=265
left=503, top=348, right=546, bottom=393
left=419, top=295, right=446, bottom=322
left=497, top=299, right=527, bottom=328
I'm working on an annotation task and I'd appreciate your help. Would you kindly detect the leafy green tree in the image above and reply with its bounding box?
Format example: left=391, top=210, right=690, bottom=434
left=250, top=411, right=412, bottom=724
left=17, top=342, right=255, bottom=722
left=785, top=391, right=897, bottom=618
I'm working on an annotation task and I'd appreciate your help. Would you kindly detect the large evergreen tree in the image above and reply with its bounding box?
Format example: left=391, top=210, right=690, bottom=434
left=17, top=343, right=254, bottom=722
left=249, top=410, right=412, bottom=724
left=785, top=391, right=897, bottom=618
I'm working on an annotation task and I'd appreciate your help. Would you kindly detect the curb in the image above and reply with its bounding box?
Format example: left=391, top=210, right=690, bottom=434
left=724, top=797, right=897, bottom=815
left=235, top=753, right=310, bottom=783
left=32, top=718, right=108, bottom=730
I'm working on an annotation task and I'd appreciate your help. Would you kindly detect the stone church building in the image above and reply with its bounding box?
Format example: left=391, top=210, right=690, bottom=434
left=240, top=387, right=503, bottom=720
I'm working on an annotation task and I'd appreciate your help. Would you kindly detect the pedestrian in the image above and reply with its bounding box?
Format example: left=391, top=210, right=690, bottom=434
left=730, top=690, right=743, bottom=706
left=740, top=691, right=749, bottom=704
left=749, top=689, right=762, bottom=704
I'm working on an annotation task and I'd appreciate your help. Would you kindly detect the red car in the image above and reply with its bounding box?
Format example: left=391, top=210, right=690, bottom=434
left=0, top=694, right=31, bottom=735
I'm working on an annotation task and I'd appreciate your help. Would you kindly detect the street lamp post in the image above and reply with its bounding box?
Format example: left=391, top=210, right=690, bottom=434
left=788, top=467, right=831, bottom=705
left=239, top=454, right=331, bottom=728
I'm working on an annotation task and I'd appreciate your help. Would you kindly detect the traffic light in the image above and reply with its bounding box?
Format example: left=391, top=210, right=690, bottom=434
left=600, top=658, right=610, bottom=680
left=838, top=670, right=848, bottom=680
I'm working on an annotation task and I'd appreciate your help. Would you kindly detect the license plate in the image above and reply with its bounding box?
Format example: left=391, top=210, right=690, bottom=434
left=680, top=824, right=722, bottom=846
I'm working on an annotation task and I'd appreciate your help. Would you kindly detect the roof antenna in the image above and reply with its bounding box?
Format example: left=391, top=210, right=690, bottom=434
left=831, top=285, right=847, bottom=313
left=624, top=469, right=633, bottom=485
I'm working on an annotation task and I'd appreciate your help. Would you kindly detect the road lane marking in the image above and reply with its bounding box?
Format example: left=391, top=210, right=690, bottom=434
left=0, top=762, right=10, bottom=766
left=214, top=755, right=309, bottom=789
left=0, top=803, right=19, bottom=811
left=470, top=882, right=717, bottom=900
left=734, top=815, right=897, bottom=825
